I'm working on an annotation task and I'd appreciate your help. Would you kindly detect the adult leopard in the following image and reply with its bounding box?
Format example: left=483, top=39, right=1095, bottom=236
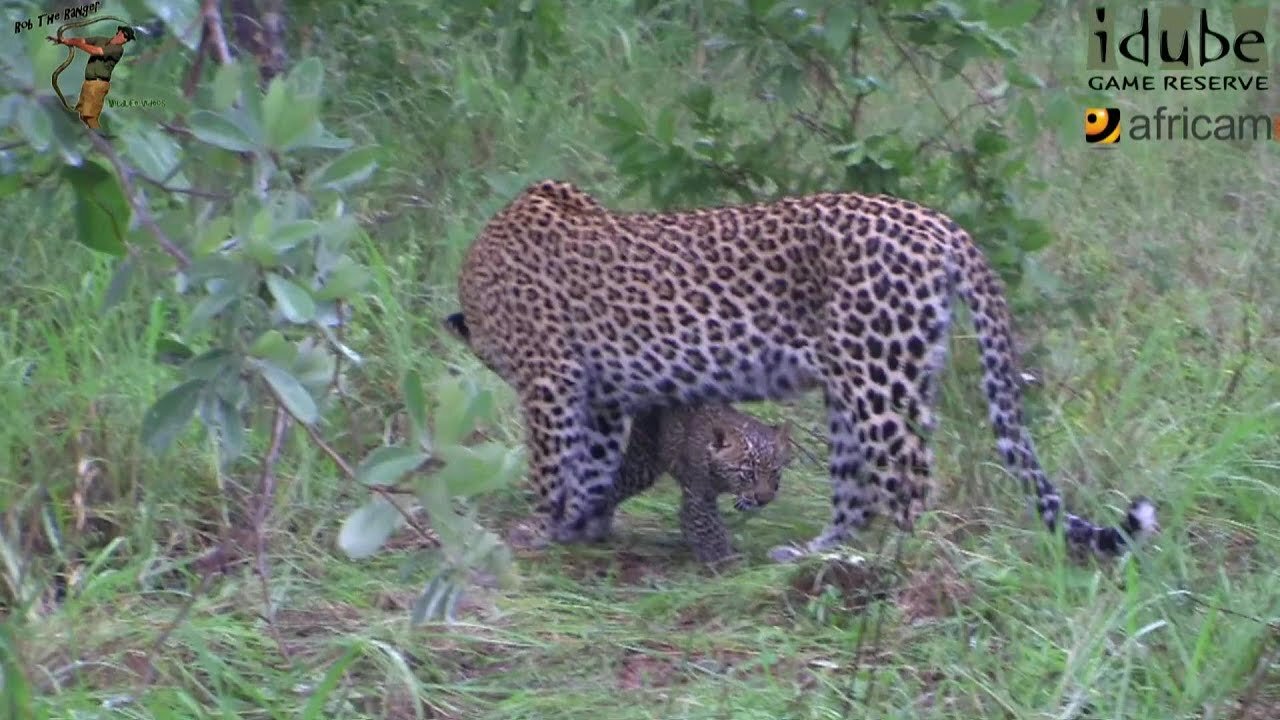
left=455, top=179, right=1157, bottom=562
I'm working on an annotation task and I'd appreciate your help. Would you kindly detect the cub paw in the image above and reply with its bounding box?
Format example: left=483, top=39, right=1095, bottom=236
left=697, top=551, right=743, bottom=571
left=768, top=544, right=807, bottom=564
left=506, top=519, right=552, bottom=551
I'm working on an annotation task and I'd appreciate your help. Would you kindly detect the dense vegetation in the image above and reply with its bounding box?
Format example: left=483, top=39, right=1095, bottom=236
left=1, top=0, right=1277, bottom=717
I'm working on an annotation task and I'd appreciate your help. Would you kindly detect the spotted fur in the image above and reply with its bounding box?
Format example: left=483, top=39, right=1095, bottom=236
left=445, top=313, right=790, bottom=563
left=455, top=180, right=1158, bottom=562
left=609, top=404, right=791, bottom=564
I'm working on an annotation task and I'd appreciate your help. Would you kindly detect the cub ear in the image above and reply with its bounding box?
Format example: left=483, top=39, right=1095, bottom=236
left=774, top=420, right=792, bottom=444
left=774, top=420, right=794, bottom=462
left=443, top=312, right=470, bottom=341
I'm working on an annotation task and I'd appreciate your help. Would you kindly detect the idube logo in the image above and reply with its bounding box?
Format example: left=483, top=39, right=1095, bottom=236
left=1087, top=6, right=1270, bottom=92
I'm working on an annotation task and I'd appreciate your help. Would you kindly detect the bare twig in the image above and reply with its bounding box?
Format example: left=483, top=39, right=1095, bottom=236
left=295, top=411, right=355, bottom=478
left=369, top=486, right=440, bottom=548
left=327, top=300, right=352, bottom=415
left=201, top=0, right=234, bottom=65
left=269, top=385, right=441, bottom=547
left=138, top=562, right=218, bottom=690
left=137, top=172, right=231, bottom=200
left=253, top=406, right=294, bottom=664
left=1215, top=313, right=1253, bottom=411
left=183, top=20, right=210, bottom=99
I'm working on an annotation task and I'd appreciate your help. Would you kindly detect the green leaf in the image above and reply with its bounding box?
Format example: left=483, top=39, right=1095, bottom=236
left=317, top=216, right=363, bottom=271
left=269, top=220, right=320, bottom=253
left=258, top=362, right=319, bottom=424
left=16, top=99, right=52, bottom=152
left=195, top=216, right=234, bottom=256
left=357, top=446, right=430, bottom=487
left=654, top=107, right=677, bottom=146
left=121, top=126, right=182, bottom=183
left=185, top=349, right=238, bottom=380
left=682, top=85, right=714, bottom=119
left=1005, top=62, right=1044, bottom=89
left=1018, top=222, right=1053, bottom=252
left=62, top=161, right=130, bottom=257
left=777, top=64, right=804, bottom=106
left=307, top=146, right=381, bottom=191
left=155, top=336, right=195, bottom=365
left=285, top=57, right=325, bottom=100
left=186, top=254, right=248, bottom=285
left=824, top=3, right=858, bottom=54
left=433, top=378, right=472, bottom=447
left=402, top=370, right=431, bottom=450
left=200, top=394, right=247, bottom=465
left=1045, top=93, right=1080, bottom=144
left=143, top=0, right=202, bottom=51
left=266, top=273, right=317, bottom=324
left=987, top=0, right=1041, bottom=29
left=337, top=496, right=404, bottom=560
left=102, top=257, right=136, bottom=312
left=313, top=256, right=371, bottom=301
left=280, top=120, right=352, bottom=152
left=411, top=575, right=451, bottom=625
left=189, top=110, right=258, bottom=152
left=290, top=339, right=336, bottom=394
left=45, top=102, right=84, bottom=166
left=609, top=92, right=647, bottom=133
left=0, top=174, right=22, bottom=200
left=249, top=329, right=296, bottom=366
left=186, top=288, right=238, bottom=335
left=299, top=646, right=362, bottom=720
left=141, top=379, right=206, bottom=454
left=263, top=75, right=319, bottom=151
left=434, top=443, right=523, bottom=498
left=211, top=61, right=243, bottom=111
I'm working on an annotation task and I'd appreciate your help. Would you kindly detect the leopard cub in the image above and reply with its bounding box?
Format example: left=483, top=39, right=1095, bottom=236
left=443, top=311, right=791, bottom=564
left=612, top=405, right=793, bottom=566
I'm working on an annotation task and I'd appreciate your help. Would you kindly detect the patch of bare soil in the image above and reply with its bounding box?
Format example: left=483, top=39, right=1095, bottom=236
left=614, top=641, right=838, bottom=694
left=896, top=562, right=974, bottom=624
left=786, top=555, right=898, bottom=613
left=616, top=648, right=682, bottom=691
left=561, top=549, right=671, bottom=586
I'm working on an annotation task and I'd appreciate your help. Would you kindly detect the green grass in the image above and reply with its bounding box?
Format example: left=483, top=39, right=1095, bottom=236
left=3, top=2, right=1279, bottom=718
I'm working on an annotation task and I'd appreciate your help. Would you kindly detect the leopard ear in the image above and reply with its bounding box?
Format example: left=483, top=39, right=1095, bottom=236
left=443, top=312, right=470, bottom=342
left=709, top=426, right=730, bottom=452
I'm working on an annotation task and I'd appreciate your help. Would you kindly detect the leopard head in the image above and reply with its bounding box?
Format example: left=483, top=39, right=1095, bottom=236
left=706, top=419, right=793, bottom=512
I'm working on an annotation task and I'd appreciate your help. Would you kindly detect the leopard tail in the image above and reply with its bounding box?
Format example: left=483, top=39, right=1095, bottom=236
left=950, top=232, right=1157, bottom=557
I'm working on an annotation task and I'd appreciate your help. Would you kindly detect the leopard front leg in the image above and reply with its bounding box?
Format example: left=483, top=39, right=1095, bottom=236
left=768, top=395, right=875, bottom=563
left=679, top=486, right=737, bottom=566
left=770, top=325, right=938, bottom=563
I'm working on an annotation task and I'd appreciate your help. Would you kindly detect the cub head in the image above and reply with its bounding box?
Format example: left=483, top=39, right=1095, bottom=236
left=704, top=417, right=793, bottom=512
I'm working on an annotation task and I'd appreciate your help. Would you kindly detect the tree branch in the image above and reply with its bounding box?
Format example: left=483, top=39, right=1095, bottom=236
left=85, top=132, right=192, bottom=270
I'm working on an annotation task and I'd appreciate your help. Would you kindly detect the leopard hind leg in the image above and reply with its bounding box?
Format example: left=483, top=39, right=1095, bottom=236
left=555, top=401, right=631, bottom=543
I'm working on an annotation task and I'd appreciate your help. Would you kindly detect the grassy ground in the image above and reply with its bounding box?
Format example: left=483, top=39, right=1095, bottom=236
left=3, top=3, right=1279, bottom=718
